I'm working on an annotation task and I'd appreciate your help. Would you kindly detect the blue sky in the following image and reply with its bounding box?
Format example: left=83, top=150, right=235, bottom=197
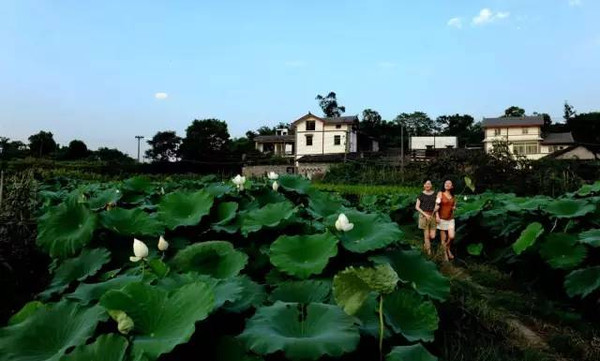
left=1, top=0, right=599, bottom=156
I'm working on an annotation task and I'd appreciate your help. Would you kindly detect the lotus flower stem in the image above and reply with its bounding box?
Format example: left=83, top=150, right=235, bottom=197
left=378, top=295, right=384, bottom=361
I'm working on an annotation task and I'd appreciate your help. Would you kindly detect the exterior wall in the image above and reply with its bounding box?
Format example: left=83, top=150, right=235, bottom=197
left=540, top=144, right=569, bottom=154
left=295, top=117, right=355, bottom=158
left=554, top=147, right=598, bottom=160
left=410, top=136, right=457, bottom=150
left=242, top=165, right=295, bottom=177
left=296, top=162, right=333, bottom=179
left=483, top=125, right=543, bottom=160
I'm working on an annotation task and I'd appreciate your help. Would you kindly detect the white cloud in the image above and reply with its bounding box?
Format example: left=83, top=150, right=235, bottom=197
left=568, top=0, right=582, bottom=6
left=447, top=17, right=463, bottom=28
left=284, top=60, right=306, bottom=67
left=154, top=92, right=168, bottom=100
left=472, top=8, right=510, bottom=26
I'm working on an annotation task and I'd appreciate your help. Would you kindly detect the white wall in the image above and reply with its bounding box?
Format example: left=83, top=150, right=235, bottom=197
left=295, top=116, right=355, bottom=157
left=410, top=136, right=457, bottom=150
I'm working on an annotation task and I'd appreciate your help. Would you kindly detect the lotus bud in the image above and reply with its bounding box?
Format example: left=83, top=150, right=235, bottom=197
left=232, top=174, right=246, bottom=190
left=267, top=171, right=279, bottom=180
left=108, top=310, right=134, bottom=335
left=335, top=213, right=354, bottom=232
left=160, top=187, right=165, bottom=195
left=130, top=238, right=149, bottom=262
left=464, top=196, right=468, bottom=201
left=272, top=181, right=279, bottom=192
left=158, top=235, right=169, bottom=251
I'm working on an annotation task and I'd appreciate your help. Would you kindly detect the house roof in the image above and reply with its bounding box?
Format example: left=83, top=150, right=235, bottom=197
left=481, top=116, right=544, bottom=128
left=290, top=112, right=358, bottom=127
left=541, top=132, right=575, bottom=145
left=254, top=135, right=295, bottom=143
left=546, top=144, right=600, bottom=159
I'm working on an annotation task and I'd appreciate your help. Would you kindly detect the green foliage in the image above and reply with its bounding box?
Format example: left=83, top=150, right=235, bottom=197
left=386, top=344, right=437, bottom=361
left=539, top=234, right=587, bottom=269
left=544, top=199, right=596, bottom=218
left=172, top=241, right=248, bottom=279
left=467, top=243, right=484, bottom=256
left=577, top=229, right=600, bottom=247
left=99, top=207, right=163, bottom=236
left=59, top=334, right=129, bottom=361
left=37, top=200, right=97, bottom=258
left=7, top=301, right=45, bottom=326
left=270, top=280, right=331, bottom=304
left=240, top=201, right=296, bottom=235
left=564, top=266, right=600, bottom=298
left=383, top=289, right=439, bottom=342
left=157, top=190, right=214, bottom=229
left=238, top=302, right=360, bottom=360
left=335, top=210, right=403, bottom=253
left=270, top=232, right=338, bottom=279
left=512, top=222, right=544, bottom=255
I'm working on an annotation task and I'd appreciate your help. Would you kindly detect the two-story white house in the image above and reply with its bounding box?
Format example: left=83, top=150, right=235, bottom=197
left=482, top=116, right=575, bottom=160
left=291, top=113, right=359, bottom=159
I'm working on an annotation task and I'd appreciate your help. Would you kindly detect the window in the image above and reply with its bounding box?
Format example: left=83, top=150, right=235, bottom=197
left=522, top=128, right=529, bottom=134
left=514, top=142, right=539, bottom=155
left=494, top=129, right=501, bottom=136
left=335, top=124, right=341, bottom=129
left=526, top=143, right=538, bottom=154
left=334, top=135, right=341, bottom=145
left=306, top=121, right=315, bottom=131
left=305, top=135, right=313, bottom=146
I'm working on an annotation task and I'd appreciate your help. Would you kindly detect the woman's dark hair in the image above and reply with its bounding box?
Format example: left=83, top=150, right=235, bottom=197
left=423, top=179, right=433, bottom=184
left=441, top=179, right=455, bottom=196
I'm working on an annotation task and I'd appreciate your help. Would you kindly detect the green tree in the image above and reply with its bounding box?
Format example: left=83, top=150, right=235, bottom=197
left=436, top=114, right=482, bottom=147
left=28, top=131, right=57, bottom=157
left=145, top=131, right=182, bottom=162
left=316, top=92, right=346, bottom=117
left=93, top=147, right=134, bottom=162
left=179, top=119, right=231, bottom=161
left=0, top=138, right=27, bottom=160
left=563, top=101, right=577, bottom=122
left=503, top=106, right=526, bottom=117
left=360, top=109, right=384, bottom=138
left=394, top=112, right=438, bottom=136
left=568, top=112, right=600, bottom=144
left=65, top=140, right=89, bottom=160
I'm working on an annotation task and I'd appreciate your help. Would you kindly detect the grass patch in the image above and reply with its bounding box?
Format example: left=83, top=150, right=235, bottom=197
left=312, top=183, right=420, bottom=196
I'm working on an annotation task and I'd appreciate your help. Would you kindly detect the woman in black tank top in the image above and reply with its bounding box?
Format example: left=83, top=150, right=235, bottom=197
left=415, top=179, right=437, bottom=255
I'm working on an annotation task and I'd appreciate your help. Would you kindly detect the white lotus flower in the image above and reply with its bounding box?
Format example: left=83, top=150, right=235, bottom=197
left=335, top=213, right=354, bottom=232
left=232, top=174, right=246, bottom=190
left=464, top=196, right=468, bottom=201
left=130, top=238, right=149, bottom=262
left=158, top=235, right=169, bottom=251
left=272, top=181, right=279, bottom=192
left=267, top=171, right=279, bottom=180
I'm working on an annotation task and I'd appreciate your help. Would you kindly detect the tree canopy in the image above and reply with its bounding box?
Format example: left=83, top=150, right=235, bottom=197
left=316, top=92, right=346, bottom=118
left=28, top=131, right=57, bottom=157
left=65, top=140, right=89, bottom=160
left=145, top=131, right=182, bottom=162
left=179, top=119, right=231, bottom=161
left=503, top=106, right=526, bottom=118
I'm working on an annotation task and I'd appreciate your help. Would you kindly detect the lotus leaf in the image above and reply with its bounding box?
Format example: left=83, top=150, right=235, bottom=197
left=0, top=301, right=106, bottom=361
left=212, top=201, right=238, bottom=226
left=512, top=222, right=544, bottom=255
left=307, top=190, right=343, bottom=218
left=578, top=229, right=600, bottom=247
left=386, top=344, right=437, bottom=361
left=88, top=189, right=122, bottom=210
left=336, top=210, right=403, bottom=253
left=224, top=276, right=266, bottom=313
left=41, top=248, right=111, bottom=298
left=157, top=190, right=214, bottom=230
left=157, top=273, right=243, bottom=308
left=37, top=200, right=97, bottom=258
left=544, top=199, right=596, bottom=218
left=270, top=280, right=331, bottom=304
left=383, top=289, right=439, bottom=342
left=59, top=334, right=128, bottom=361
left=100, top=282, right=214, bottom=359
left=576, top=181, right=600, bottom=196
left=99, top=207, right=163, bottom=236
left=67, top=275, right=140, bottom=304
left=353, top=293, right=391, bottom=338
left=241, top=201, right=296, bottom=235
left=8, top=301, right=45, bottom=326
left=277, top=175, right=312, bottom=194
left=122, top=176, right=154, bottom=194
left=540, top=233, right=587, bottom=269
left=172, top=241, right=248, bottom=278
left=371, top=250, right=450, bottom=301
left=333, top=265, right=399, bottom=315
left=270, top=232, right=338, bottom=279
left=238, top=302, right=360, bottom=360
left=467, top=243, right=483, bottom=256
left=564, top=266, right=600, bottom=298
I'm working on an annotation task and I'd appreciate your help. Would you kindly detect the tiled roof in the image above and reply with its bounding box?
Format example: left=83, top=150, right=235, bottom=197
left=481, top=116, right=544, bottom=128
left=541, top=132, right=575, bottom=145
left=254, top=135, right=295, bottom=143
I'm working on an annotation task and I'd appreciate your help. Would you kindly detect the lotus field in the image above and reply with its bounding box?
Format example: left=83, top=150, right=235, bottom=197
left=0, top=174, right=599, bottom=361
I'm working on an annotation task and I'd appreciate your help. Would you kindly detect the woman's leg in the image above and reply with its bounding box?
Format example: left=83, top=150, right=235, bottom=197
left=447, top=226, right=455, bottom=260
left=440, top=230, right=448, bottom=261
left=423, top=229, right=431, bottom=255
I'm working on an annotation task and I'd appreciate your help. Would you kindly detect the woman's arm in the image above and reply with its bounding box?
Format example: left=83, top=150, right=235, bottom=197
left=435, top=192, right=442, bottom=221
left=415, top=199, right=431, bottom=218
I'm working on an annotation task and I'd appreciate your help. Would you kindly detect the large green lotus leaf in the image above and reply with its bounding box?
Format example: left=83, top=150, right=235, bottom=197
left=564, top=266, right=600, bottom=298
left=467, top=243, right=483, bottom=256
left=0, top=301, right=106, bottom=361
left=157, top=190, right=215, bottom=230
left=277, top=175, right=312, bottom=194
left=212, top=201, right=238, bottom=226
left=454, top=198, right=489, bottom=220
left=353, top=293, right=392, bottom=339
left=157, top=273, right=243, bottom=309
left=512, top=222, right=544, bottom=255
left=213, top=214, right=243, bottom=234
left=383, top=289, right=439, bottom=342
left=241, top=201, right=297, bottom=235
left=121, top=176, right=154, bottom=194
left=41, top=248, right=111, bottom=298
left=204, top=183, right=234, bottom=198
left=59, top=334, right=128, bottom=361
left=337, top=210, right=403, bottom=253
left=270, top=280, right=331, bottom=304
left=37, top=200, right=97, bottom=258
left=67, top=275, right=140, bottom=304
left=386, top=344, right=437, bottom=361
left=333, top=265, right=399, bottom=315
left=8, top=301, right=45, bottom=326
left=307, top=190, right=343, bottom=219
left=270, top=232, right=338, bottom=279
left=544, top=199, right=596, bottom=218
left=540, top=233, right=587, bottom=269
left=99, top=207, right=163, bottom=236
left=504, top=197, right=549, bottom=212
left=578, top=229, right=600, bottom=247
left=238, top=302, right=360, bottom=360
left=371, top=250, right=450, bottom=301
left=224, top=276, right=266, bottom=313
left=100, top=282, right=214, bottom=359
left=88, top=189, right=122, bottom=210
left=254, top=188, right=288, bottom=207
left=172, top=241, right=248, bottom=278
left=577, top=181, right=600, bottom=196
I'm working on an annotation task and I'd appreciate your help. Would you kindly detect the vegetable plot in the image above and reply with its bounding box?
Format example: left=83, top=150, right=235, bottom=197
left=0, top=175, right=449, bottom=361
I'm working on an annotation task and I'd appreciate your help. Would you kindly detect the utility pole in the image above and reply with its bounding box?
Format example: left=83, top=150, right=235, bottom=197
left=135, top=136, right=144, bottom=163
left=400, top=124, right=404, bottom=184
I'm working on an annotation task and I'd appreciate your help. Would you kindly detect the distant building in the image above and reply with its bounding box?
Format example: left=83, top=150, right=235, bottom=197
left=254, top=128, right=295, bottom=157
left=482, top=116, right=575, bottom=160
left=410, top=136, right=457, bottom=150
left=547, top=144, right=600, bottom=160
left=292, top=113, right=358, bottom=159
